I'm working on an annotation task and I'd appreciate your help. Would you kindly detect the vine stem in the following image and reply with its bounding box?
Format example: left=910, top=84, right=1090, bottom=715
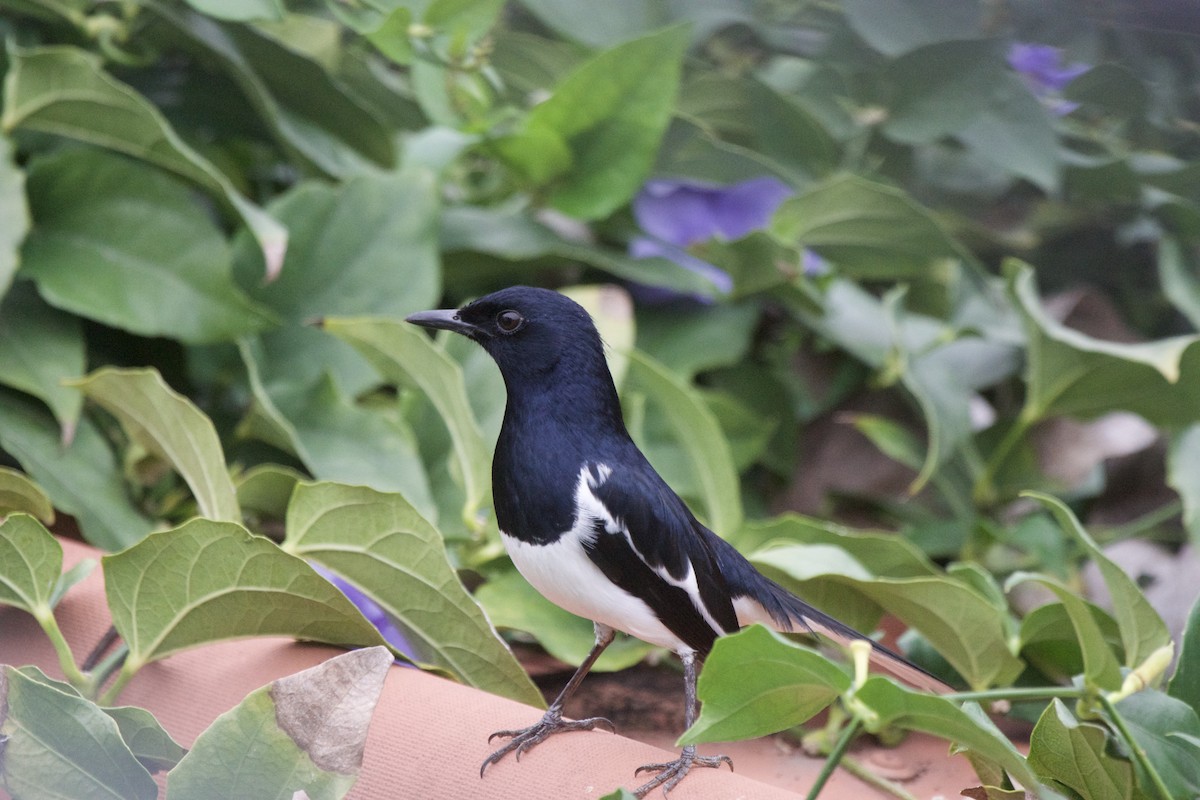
left=972, top=411, right=1035, bottom=506
left=98, top=660, right=139, bottom=707
left=805, top=715, right=863, bottom=800
left=1098, top=694, right=1174, bottom=800
left=836, top=754, right=921, bottom=800
left=946, top=686, right=1085, bottom=704
left=35, top=609, right=87, bottom=687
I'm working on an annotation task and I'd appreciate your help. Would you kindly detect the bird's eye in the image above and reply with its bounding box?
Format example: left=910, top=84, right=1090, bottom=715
left=496, top=309, right=524, bottom=334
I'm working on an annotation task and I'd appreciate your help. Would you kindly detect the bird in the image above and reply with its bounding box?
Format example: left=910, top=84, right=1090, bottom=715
left=406, top=286, right=944, bottom=797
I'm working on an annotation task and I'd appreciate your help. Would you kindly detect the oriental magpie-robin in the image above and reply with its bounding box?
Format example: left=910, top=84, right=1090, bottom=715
left=407, top=286, right=943, bottom=797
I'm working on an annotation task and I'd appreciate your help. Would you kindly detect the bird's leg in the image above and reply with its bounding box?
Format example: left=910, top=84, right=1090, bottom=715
left=633, top=651, right=732, bottom=798
left=481, top=622, right=617, bottom=776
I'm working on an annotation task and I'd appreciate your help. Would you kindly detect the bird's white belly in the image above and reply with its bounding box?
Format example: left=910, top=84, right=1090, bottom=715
left=501, top=530, right=690, bottom=653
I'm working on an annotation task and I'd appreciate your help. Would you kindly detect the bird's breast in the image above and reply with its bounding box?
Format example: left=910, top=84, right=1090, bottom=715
left=497, top=463, right=693, bottom=653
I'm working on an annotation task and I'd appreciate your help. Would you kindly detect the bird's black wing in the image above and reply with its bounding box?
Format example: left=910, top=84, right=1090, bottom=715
left=584, top=461, right=740, bottom=655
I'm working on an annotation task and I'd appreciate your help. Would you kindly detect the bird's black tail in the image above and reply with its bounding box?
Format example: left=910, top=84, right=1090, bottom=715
left=704, top=529, right=949, bottom=694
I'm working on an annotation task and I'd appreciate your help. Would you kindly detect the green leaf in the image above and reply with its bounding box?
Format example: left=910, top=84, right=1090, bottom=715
left=0, top=665, right=157, bottom=800
left=0, top=134, right=29, bottom=297
left=843, top=0, right=982, bottom=56
left=850, top=414, right=924, bottom=471
left=1169, top=595, right=1200, bottom=712
left=236, top=463, right=304, bottom=521
left=363, top=7, right=414, bottom=64
left=1168, top=424, right=1200, bottom=547
left=152, top=6, right=394, bottom=179
left=737, top=515, right=941, bottom=579
left=0, top=281, right=84, bottom=436
left=98, top=704, right=186, bottom=775
left=1025, top=492, right=1171, bottom=670
left=854, top=677, right=1040, bottom=790
left=474, top=568, right=654, bottom=672
left=0, top=513, right=61, bottom=615
left=626, top=349, right=743, bottom=535
left=1028, top=699, right=1132, bottom=800
left=0, top=467, right=54, bottom=523
left=754, top=544, right=1021, bottom=689
left=167, top=647, right=393, bottom=800
left=1006, top=571, right=1123, bottom=690
left=770, top=174, right=980, bottom=277
left=516, top=0, right=668, bottom=48
left=0, top=390, right=154, bottom=550
left=233, top=172, right=440, bottom=322
left=103, top=518, right=389, bottom=672
left=1111, top=690, right=1200, bottom=798
left=1158, top=237, right=1200, bottom=331
left=281, top=481, right=543, bottom=707
left=494, top=25, right=688, bottom=219
left=1007, top=260, right=1200, bottom=427
left=1, top=44, right=287, bottom=277
left=72, top=367, right=239, bottom=523
left=634, top=301, right=759, bottom=380
left=324, top=317, right=491, bottom=529
left=49, top=558, right=96, bottom=610
left=679, top=74, right=837, bottom=178
left=883, top=41, right=1006, bottom=144
left=239, top=341, right=437, bottom=522
left=15, top=666, right=187, bottom=775
left=957, top=73, right=1060, bottom=192
left=439, top=203, right=723, bottom=298
left=21, top=149, right=276, bottom=343
left=681, top=625, right=849, bottom=744
left=181, top=0, right=283, bottom=21
left=1064, top=63, right=1148, bottom=119
left=1018, top=600, right=1122, bottom=684
left=598, top=791, right=640, bottom=800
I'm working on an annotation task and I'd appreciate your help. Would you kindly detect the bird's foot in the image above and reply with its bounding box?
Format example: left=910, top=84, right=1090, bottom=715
left=480, top=708, right=615, bottom=776
left=632, top=745, right=733, bottom=798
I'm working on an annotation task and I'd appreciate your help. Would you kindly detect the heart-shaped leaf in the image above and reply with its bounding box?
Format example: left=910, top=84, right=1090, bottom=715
left=0, top=513, right=61, bottom=617
left=324, top=317, right=491, bottom=529
left=854, top=677, right=1041, bottom=791
left=492, top=25, right=689, bottom=219
left=72, top=367, right=239, bottom=523
left=0, top=282, right=84, bottom=438
left=281, top=481, right=542, bottom=707
left=1028, top=699, right=1132, bottom=800
left=0, top=467, right=54, bottom=523
left=1006, top=571, right=1123, bottom=691
left=103, top=519, right=389, bottom=676
left=167, top=647, right=393, bottom=800
left=0, top=389, right=154, bottom=550
left=1025, top=492, right=1171, bottom=670
left=0, top=665, right=157, bottom=800
left=682, top=625, right=849, bottom=744
left=16, top=666, right=186, bottom=775
left=22, top=149, right=276, bottom=343
left=0, top=134, right=28, bottom=297
left=2, top=44, right=286, bottom=278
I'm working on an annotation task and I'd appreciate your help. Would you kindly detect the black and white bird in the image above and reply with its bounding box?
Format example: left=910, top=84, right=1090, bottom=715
left=407, top=286, right=943, bottom=797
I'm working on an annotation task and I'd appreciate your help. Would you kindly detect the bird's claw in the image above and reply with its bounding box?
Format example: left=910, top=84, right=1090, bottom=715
left=480, top=711, right=616, bottom=777
left=633, top=748, right=733, bottom=798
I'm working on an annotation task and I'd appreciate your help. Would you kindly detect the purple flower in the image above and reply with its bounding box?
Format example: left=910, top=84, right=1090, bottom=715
left=629, top=177, right=793, bottom=298
left=312, top=563, right=416, bottom=663
left=1007, top=43, right=1090, bottom=115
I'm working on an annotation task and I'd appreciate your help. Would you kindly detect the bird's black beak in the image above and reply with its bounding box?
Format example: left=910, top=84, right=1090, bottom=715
left=405, top=308, right=486, bottom=338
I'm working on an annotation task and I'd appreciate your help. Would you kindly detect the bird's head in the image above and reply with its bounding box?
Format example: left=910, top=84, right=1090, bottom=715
left=406, top=286, right=610, bottom=387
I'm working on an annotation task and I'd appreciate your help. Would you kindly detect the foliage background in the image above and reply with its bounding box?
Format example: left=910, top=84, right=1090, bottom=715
left=1, top=0, right=1200, bottom=798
